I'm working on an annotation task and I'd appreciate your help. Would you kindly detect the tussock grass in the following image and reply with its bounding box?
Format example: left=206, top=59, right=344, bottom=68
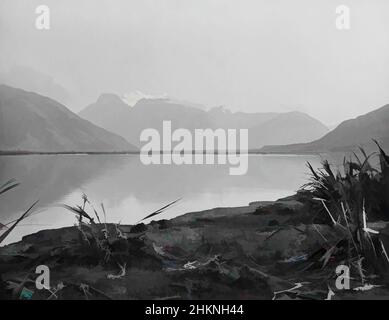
left=61, top=194, right=180, bottom=266
left=303, top=142, right=389, bottom=280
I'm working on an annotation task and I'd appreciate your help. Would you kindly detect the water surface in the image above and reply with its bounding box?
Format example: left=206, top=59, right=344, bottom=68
left=0, top=154, right=323, bottom=245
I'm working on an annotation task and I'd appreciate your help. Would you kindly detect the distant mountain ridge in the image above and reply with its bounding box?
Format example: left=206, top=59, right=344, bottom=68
left=247, top=111, right=328, bottom=149
left=260, top=104, right=389, bottom=154
left=0, top=85, right=137, bottom=152
left=79, top=94, right=329, bottom=149
left=80, top=95, right=213, bottom=148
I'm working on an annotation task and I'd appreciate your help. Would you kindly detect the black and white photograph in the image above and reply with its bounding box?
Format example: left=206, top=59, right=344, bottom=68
left=0, top=0, right=389, bottom=305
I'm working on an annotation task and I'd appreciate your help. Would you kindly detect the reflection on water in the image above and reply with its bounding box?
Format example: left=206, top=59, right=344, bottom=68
left=0, top=154, right=323, bottom=245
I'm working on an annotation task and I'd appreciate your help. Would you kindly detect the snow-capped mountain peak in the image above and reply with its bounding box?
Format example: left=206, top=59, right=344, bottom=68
left=121, top=91, right=168, bottom=107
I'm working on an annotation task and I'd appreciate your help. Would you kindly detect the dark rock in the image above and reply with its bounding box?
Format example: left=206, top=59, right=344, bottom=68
left=268, top=219, right=279, bottom=226
left=150, top=219, right=171, bottom=230
left=129, top=223, right=148, bottom=233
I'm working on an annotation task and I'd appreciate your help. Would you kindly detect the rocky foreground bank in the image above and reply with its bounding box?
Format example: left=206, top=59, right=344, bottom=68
left=1, top=192, right=389, bottom=300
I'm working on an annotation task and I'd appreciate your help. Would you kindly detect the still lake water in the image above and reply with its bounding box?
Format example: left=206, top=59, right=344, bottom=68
left=0, top=154, right=324, bottom=245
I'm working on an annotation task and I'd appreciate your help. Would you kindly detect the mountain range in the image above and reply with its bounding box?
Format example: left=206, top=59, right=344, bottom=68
left=0, top=85, right=136, bottom=152
left=79, top=94, right=329, bottom=149
left=2, top=84, right=386, bottom=154
left=260, top=104, right=389, bottom=153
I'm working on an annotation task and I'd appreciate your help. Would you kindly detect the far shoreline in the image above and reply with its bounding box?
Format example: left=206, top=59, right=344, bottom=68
left=0, top=150, right=325, bottom=156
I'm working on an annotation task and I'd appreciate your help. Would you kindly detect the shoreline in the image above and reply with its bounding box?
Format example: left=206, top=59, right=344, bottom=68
left=0, top=150, right=325, bottom=156
left=2, top=193, right=388, bottom=300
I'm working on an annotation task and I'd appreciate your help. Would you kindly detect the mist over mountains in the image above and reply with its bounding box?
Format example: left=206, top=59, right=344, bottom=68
left=79, top=94, right=329, bottom=149
left=0, top=66, right=71, bottom=107
left=0, top=85, right=136, bottom=152
left=1, top=82, right=387, bottom=154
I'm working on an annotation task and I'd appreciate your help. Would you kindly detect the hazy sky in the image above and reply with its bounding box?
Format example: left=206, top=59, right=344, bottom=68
left=1, top=0, right=389, bottom=124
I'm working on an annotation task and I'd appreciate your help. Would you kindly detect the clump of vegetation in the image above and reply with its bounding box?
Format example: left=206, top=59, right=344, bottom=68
left=61, top=194, right=179, bottom=270
left=302, top=141, right=389, bottom=280
left=304, top=141, right=389, bottom=224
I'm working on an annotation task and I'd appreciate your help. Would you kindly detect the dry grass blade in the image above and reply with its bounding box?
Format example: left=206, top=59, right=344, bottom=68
left=320, top=244, right=337, bottom=268
left=61, top=204, right=94, bottom=223
left=92, top=206, right=102, bottom=224
left=0, top=179, right=20, bottom=196
left=319, top=199, right=337, bottom=226
left=101, top=203, right=109, bottom=239
left=89, top=203, right=101, bottom=224
left=306, top=162, right=319, bottom=180
left=380, top=240, right=389, bottom=265
left=373, top=139, right=389, bottom=166
left=101, top=203, right=107, bottom=222
left=0, top=200, right=39, bottom=245
left=138, top=198, right=181, bottom=223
